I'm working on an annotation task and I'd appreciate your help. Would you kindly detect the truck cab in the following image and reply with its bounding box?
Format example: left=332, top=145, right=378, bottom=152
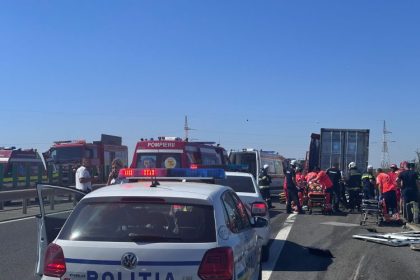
left=43, top=134, right=128, bottom=186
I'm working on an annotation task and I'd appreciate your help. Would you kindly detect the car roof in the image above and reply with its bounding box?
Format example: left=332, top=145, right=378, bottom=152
left=225, top=171, right=254, bottom=178
left=83, top=181, right=230, bottom=203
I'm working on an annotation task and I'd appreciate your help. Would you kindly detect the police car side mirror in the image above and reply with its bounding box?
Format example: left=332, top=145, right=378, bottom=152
left=252, top=217, right=268, bottom=228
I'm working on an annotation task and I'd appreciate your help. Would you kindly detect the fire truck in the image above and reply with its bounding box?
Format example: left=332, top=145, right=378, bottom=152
left=0, top=147, right=46, bottom=189
left=130, top=137, right=229, bottom=169
left=43, top=134, right=128, bottom=186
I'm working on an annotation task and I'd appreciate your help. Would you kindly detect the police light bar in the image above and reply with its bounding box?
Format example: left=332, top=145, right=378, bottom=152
left=226, top=164, right=249, bottom=172
left=119, top=168, right=226, bottom=180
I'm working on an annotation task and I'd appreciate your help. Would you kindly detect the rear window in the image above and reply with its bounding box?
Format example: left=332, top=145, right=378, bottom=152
left=136, top=153, right=182, bottom=168
left=58, top=199, right=216, bottom=243
left=229, top=152, right=257, bottom=177
left=219, top=175, right=256, bottom=193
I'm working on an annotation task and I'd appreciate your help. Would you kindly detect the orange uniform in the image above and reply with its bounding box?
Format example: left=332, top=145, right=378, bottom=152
left=315, top=170, right=333, bottom=189
left=376, top=172, right=393, bottom=193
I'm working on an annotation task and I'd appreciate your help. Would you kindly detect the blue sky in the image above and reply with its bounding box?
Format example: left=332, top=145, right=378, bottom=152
left=0, top=0, right=419, bottom=167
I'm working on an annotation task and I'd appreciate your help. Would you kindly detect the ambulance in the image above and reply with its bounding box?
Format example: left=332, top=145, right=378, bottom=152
left=130, top=137, right=229, bottom=169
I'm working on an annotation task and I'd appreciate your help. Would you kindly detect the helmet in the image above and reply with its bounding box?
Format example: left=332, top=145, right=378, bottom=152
left=390, top=164, right=398, bottom=170
left=290, top=160, right=297, bottom=166
left=367, top=165, right=373, bottom=171
left=348, top=162, right=356, bottom=169
left=263, top=164, right=269, bottom=169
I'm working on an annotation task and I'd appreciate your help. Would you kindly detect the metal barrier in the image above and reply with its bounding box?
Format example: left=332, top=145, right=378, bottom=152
left=0, top=184, right=106, bottom=214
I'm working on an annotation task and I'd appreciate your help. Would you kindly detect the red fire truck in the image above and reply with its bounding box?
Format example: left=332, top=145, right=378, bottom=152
left=0, top=147, right=46, bottom=189
left=43, top=134, right=128, bottom=186
left=130, top=137, right=229, bottom=169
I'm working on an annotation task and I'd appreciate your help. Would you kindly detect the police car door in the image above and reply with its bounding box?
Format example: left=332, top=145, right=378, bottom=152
left=35, top=184, right=85, bottom=277
left=221, top=191, right=261, bottom=280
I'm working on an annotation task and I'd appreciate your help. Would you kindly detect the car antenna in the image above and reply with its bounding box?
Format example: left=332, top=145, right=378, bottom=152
left=150, top=175, right=160, bottom=187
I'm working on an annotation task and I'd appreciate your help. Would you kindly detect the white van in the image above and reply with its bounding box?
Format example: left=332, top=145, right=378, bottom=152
left=229, top=149, right=285, bottom=197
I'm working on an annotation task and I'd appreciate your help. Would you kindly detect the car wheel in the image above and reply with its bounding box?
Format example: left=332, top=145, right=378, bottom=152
left=261, top=245, right=269, bottom=262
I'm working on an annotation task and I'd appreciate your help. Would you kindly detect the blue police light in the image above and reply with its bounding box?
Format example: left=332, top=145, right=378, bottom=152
left=167, top=168, right=226, bottom=179
left=226, top=164, right=249, bottom=172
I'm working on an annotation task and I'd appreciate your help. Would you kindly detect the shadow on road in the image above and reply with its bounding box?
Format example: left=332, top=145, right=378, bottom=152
left=273, top=240, right=334, bottom=272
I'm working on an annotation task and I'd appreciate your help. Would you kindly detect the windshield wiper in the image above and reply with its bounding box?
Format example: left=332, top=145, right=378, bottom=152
left=128, top=233, right=182, bottom=242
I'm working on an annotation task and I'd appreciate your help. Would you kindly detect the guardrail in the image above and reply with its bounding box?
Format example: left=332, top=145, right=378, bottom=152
left=0, top=184, right=106, bottom=214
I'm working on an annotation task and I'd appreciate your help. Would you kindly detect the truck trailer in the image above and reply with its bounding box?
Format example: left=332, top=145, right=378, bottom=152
left=308, top=128, right=370, bottom=175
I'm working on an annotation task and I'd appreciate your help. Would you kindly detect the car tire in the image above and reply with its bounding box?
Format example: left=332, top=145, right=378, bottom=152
left=261, top=245, right=269, bottom=262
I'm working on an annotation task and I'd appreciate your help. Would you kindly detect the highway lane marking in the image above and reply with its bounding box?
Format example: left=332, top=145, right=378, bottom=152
left=320, top=221, right=359, bottom=227
left=0, top=210, right=72, bottom=225
left=262, top=213, right=297, bottom=280
left=352, top=255, right=366, bottom=280
left=0, top=215, right=36, bottom=224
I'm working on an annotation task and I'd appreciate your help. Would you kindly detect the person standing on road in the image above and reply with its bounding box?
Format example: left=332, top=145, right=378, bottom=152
left=397, top=162, right=419, bottom=222
left=361, top=165, right=376, bottom=200
left=388, top=164, right=401, bottom=212
left=346, top=162, right=362, bottom=212
left=106, top=158, right=127, bottom=185
left=285, top=160, right=303, bottom=214
left=313, top=167, right=333, bottom=211
left=376, top=168, right=397, bottom=215
left=75, top=158, right=93, bottom=193
left=258, top=164, right=273, bottom=208
left=327, top=163, right=343, bottom=212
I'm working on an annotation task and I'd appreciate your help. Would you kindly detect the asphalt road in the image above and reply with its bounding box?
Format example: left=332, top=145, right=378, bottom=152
left=0, top=198, right=419, bottom=280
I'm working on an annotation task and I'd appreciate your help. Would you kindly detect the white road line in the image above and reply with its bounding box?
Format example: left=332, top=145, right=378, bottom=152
left=262, top=213, right=297, bottom=280
left=0, top=215, right=35, bottom=224
left=352, top=255, right=365, bottom=280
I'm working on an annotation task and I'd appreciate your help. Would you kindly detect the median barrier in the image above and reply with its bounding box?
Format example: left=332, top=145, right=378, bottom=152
left=0, top=184, right=106, bottom=215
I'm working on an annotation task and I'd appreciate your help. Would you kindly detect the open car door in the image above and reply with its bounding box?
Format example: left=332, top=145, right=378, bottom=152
left=35, top=184, right=86, bottom=278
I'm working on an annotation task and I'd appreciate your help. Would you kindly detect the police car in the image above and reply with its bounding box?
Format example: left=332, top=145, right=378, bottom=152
left=216, top=172, right=271, bottom=262
left=35, top=168, right=267, bottom=280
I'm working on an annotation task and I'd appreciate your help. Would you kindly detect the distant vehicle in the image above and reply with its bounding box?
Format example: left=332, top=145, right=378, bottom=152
left=130, top=136, right=229, bottom=169
left=307, top=128, right=370, bottom=175
left=0, top=147, right=45, bottom=188
left=43, top=134, right=128, bottom=186
left=229, top=149, right=285, bottom=197
left=35, top=168, right=265, bottom=280
left=216, top=171, right=271, bottom=262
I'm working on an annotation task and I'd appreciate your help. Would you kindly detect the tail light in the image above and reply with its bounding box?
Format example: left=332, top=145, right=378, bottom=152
left=43, top=243, right=66, bottom=277
left=251, top=202, right=267, bottom=216
left=198, top=247, right=233, bottom=280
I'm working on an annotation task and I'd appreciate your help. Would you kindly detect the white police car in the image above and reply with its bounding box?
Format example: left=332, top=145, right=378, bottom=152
left=35, top=168, right=267, bottom=280
left=216, top=172, right=271, bottom=262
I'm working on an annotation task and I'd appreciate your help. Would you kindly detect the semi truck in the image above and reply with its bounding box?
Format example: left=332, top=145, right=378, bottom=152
left=43, top=134, right=128, bottom=186
left=307, top=128, right=370, bottom=175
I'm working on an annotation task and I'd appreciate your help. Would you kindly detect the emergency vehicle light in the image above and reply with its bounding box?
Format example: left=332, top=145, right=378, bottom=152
left=226, top=164, right=249, bottom=172
left=119, top=168, right=225, bottom=179
left=119, top=168, right=168, bottom=178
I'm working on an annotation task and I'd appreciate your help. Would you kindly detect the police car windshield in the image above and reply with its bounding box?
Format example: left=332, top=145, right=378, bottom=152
left=217, top=176, right=256, bottom=193
left=59, top=198, right=216, bottom=243
left=135, top=153, right=182, bottom=169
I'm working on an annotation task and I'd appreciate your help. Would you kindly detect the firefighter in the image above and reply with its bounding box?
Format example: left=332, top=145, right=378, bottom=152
left=346, top=162, right=362, bottom=212
left=326, top=163, right=343, bottom=212
left=285, top=160, right=303, bottom=214
left=258, top=164, right=273, bottom=208
left=361, top=165, right=376, bottom=200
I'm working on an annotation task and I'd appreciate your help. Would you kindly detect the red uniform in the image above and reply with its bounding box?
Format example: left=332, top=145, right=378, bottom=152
left=315, top=170, right=333, bottom=189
